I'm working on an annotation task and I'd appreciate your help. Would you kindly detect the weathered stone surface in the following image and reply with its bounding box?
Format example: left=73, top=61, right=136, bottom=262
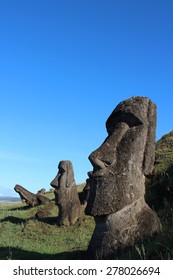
left=79, top=179, right=90, bottom=206
left=14, top=184, right=50, bottom=207
left=85, top=96, right=160, bottom=259
left=50, top=160, right=81, bottom=226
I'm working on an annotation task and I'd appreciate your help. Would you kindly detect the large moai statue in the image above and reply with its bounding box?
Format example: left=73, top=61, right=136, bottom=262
left=85, top=96, right=160, bottom=259
left=50, top=160, right=81, bottom=226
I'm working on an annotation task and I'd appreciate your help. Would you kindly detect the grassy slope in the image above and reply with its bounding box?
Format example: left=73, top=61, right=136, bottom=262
left=0, top=185, right=95, bottom=260
left=146, top=130, right=173, bottom=210
left=1, top=132, right=173, bottom=260
left=154, top=130, right=173, bottom=174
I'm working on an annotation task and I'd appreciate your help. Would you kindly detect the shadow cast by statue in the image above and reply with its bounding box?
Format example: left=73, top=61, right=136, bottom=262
left=0, top=246, right=88, bottom=260
left=6, top=205, right=31, bottom=211
left=0, top=216, right=32, bottom=224
left=35, top=216, right=58, bottom=225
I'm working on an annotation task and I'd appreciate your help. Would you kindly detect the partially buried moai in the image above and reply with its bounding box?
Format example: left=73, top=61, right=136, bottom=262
left=14, top=184, right=50, bottom=207
left=50, top=160, right=81, bottom=226
left=85, top=96, right=160, bottom=259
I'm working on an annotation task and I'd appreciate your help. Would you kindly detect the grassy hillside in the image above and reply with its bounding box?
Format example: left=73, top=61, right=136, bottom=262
left=0, top=185, right=95, bottom=260
left=1, top=132, right=173, bottom=260
left=1, top=186, right=173, bottom=260
left=146, top=130, right=173, bottom=210
left=154, top=130, right=173, bottom=175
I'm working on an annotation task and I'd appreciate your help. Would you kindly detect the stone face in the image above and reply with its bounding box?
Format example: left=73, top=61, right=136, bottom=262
left=50, top=160, right=81, bottom=226
left=85, top=96, right=160, bottom=259
left=14, top=184, right=50, bottom=207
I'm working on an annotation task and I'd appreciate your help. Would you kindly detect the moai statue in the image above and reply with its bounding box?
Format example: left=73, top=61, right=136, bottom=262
left=14, top=184, right=50, bottom=207
left=50, top=160, right=81, bottom=226
left=85, top=96, right=160, bottom=259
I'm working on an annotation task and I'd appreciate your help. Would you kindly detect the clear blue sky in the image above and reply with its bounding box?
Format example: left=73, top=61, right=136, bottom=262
left=0, top=0, right=173, bottom=196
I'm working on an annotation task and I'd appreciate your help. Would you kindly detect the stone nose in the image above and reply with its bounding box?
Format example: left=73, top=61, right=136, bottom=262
left=89, top=154, right=106, bottom=170
left=89, top=140, right=113, bottom=171
left=50, top=173, right=60, bottom=188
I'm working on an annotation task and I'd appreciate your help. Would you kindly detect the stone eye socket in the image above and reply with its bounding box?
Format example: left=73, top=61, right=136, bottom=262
left=59, top=167, right=65, bottom=174
left=102, top=160, right=111, bottom=167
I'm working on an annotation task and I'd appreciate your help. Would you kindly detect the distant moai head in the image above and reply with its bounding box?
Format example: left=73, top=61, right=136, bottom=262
left=50, top=160, right=75, bottom=190
left=85, top=96, right=156, bottom=216
left=14, top=184, right=50, bottom=207
left=14, top=184, right=24, bottom=193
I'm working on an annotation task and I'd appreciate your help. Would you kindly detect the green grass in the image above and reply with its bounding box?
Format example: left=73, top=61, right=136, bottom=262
left=1, top=130, right=173, bottom=260
left=1, top=197, right=173, bottom=260
left=145, top=130, right=173, bottom=210
left=0, top=199, right=95, bottom=260
left=154, top=130, right=173, bottom=174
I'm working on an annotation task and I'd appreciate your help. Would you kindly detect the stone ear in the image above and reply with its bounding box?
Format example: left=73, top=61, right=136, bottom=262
left=66, top=161, right=74, bottom=188
left=143, top=100, right=156, bottom=175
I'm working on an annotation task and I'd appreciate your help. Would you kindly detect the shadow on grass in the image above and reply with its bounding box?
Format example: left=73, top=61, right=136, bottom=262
left=0, top=246, right=88, bottom=260
left=7, top=205, right=31, bottom=211
left=0, top=216, right=31, bottom=224
left=36, top=216, right=58, bottom=225
left=1, top=215, right=74, bottom=226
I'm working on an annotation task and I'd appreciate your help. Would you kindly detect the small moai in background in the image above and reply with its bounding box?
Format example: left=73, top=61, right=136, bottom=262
left=85, top=96, right=160, bottom=259
left=50, top=160, right=81, bottom=226
left=14, top=184, right=50, bottom=207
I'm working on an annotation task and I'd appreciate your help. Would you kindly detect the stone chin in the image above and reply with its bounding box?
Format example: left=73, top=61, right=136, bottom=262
left=85, top=175, right=129, bottom=216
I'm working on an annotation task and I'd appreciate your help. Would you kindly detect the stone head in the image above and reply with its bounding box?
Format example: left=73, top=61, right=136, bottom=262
left=14, top=184, right=21, bottom=193
left=50, top=160, right=75, bottom=189
left=85, top=96, right=156, bottom=216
